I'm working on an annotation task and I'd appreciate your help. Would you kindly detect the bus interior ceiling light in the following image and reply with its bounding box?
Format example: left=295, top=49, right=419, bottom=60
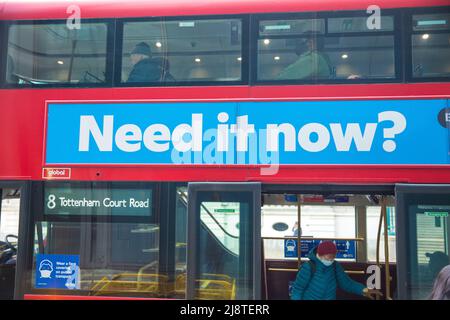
left=265, top=25, right=291, bottom=31
left=179, top=21, right=195, bottom=27
left=417, top=19, right=447, bottom=26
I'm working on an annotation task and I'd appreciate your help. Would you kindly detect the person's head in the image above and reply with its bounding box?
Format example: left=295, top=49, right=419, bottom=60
left=426, top=251, right=450, bottom=278
left=429, top=265, right=450, bottom=300
left=294, top=31, right=324, bottom=56
left=316, top=241, right=337, bottom=266
left=130, top=42, right=151, bottom=65
left=347, top=74, right=361, bottom=80
left=294, top=38, right=309, bottom=56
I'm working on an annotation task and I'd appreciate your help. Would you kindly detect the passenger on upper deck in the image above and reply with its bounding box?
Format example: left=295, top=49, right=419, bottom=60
left=127, top=42, right=162, bottom=82
left=277, top=31, right=331, bottom=80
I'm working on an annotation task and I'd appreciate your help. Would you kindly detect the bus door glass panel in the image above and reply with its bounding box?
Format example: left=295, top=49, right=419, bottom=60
left=396, top=185, right=450, bottom=300
left=187, top=183, right=261, bottom=300
left=0, top=188, right=20, bottom=299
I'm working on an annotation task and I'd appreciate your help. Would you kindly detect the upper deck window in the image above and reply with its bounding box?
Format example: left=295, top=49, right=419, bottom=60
left=120, top=18, right=243, bottom=85
left=411, top=13, right=450, bottom=79
left=6, top=22, right=108, bottom=85
left=257, top=14, right=396, bottom=83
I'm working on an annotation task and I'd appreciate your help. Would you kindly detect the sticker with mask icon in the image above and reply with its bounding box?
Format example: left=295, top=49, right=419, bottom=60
left=35, top=254, right=80, bottom=289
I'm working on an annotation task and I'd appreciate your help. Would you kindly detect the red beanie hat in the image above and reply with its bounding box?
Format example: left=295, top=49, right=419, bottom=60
left=317, top=241, right=337, bottom=256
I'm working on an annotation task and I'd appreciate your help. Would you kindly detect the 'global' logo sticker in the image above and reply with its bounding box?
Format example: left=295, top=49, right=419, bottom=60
left=42, top=168, right=71, bottom=179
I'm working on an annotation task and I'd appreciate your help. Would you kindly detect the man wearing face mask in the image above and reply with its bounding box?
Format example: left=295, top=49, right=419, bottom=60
left=291, top=241, right=372, bottom=300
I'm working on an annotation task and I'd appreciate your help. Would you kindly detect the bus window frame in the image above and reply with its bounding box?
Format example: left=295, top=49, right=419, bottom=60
left=405, top=6, right=450, bottom=83
left=0, top=181, right=31, bottom=300
left=0, top=20, right=7, bottom=87
left=250, top=8, right=403, bottom=85
left=2, top=18, right=115, bottom=89
left=395, top=183, right=450, bottom=300
left=23, top=181, right=163, bottom=297
left=114, top=14, right=250, bottom=88
left=1, top=8, right=449, bottom=91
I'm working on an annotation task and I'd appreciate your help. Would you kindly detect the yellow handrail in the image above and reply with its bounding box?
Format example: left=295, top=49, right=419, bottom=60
left=381, top=197, right=392, bottom=300
left=375, top=197, right=392, bottom=300
left=267, top=267, right=365, bottom=275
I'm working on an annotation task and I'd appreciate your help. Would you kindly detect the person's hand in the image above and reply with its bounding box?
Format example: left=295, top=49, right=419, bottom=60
left=363, top=288, right=383, bottom=300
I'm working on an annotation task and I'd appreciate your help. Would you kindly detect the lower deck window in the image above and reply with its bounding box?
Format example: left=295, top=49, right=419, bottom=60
left=31, top=182, right=188, bottom=298
left=33, top=221, right=161, bottom=294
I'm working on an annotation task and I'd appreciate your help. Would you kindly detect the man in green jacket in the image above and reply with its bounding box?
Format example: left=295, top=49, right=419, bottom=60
left=277, top=34, right=331, bottom=80
left=291, top=241, right=373, bottom=300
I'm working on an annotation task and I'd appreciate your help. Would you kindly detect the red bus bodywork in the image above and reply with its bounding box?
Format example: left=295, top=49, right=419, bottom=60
left=1, top=0, right=449, bottom=20
left=0, top=0, right=449, bottom=184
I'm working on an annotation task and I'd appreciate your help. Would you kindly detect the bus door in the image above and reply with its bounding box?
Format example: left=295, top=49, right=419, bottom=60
left=260, top=190, right=396, bottom=300
left=396, top=184, right=450, bottom=300
left=186, top=182, right=261, bottom=300
left=0, top=185, right=22, bottom=299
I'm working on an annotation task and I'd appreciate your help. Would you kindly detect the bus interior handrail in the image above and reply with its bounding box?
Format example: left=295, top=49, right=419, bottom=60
left=262, top=236, right=365, bottom=241
left=177, top=189, right=239, bottom=240
left=177, top=189, right=239, bottom=258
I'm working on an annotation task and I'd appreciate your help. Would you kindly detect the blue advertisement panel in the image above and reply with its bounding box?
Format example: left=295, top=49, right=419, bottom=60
left=284, top=239, right=356, bottom=259
left=46, top=99, right=450, bottom=165
left=35, top=254, right=80, bottom=290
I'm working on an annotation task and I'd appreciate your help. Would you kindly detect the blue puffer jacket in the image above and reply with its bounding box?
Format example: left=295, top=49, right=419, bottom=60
left=291, top=247, right=365, bottom=300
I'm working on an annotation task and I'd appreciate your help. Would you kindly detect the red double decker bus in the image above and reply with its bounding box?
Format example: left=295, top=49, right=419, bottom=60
left=0, top=0, right=449, bottom=301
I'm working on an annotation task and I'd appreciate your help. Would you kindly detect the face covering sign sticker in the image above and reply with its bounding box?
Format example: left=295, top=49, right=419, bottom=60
left=35, top=254, right=80, bottom=290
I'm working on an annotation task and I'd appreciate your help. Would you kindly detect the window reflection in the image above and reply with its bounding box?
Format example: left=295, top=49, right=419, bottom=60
left=412, top=33, right=450, bottom=78
left=33, top=222, right=164, bottom=297
left=7, top=23, right=108, bottom=85
left=257, top=16, right=396, bottom=81
left=121, top=19, right=242, bottom=83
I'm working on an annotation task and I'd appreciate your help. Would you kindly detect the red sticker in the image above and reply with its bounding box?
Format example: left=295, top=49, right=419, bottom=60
left=42, top=168, right=71, bottom=179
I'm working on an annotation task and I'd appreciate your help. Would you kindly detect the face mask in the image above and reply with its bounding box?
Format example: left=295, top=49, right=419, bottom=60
left=321, top=259, right=334, bottom=267
left=318, top=256, right=334, bottom=267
